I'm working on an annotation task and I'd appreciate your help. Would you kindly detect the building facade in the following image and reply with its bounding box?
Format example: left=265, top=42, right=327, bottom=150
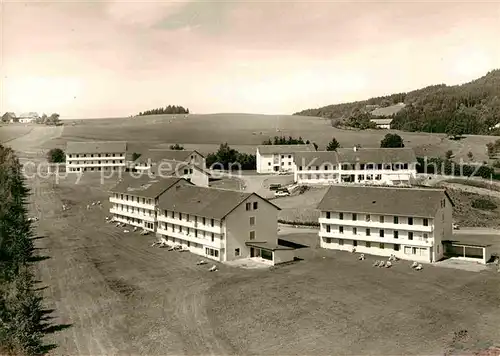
left=294, top=147, right=417, bottom=186
left=66, top=141, right=127, bottom=172
left=156, top=183, right=285, bottom=263
left=109, top=177, right=191, bottom=231
left=256, top=144, right=316, bottom=174
left=132, top=149, right=206, bottom=170
left=317, top=185, right=454, bottom=263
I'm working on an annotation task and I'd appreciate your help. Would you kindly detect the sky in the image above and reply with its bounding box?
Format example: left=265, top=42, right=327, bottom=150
left=1, top=0, right=499, bottom=119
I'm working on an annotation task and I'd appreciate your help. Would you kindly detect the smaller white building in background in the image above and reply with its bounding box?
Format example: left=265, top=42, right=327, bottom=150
left=370, top=118, right=393, bottom=129
left=294, top=147, right=417, bottom=186
left=66, top=141, right=127, bottom=172
left=109, top=176, right=190, bottom=232
left=256, top=144, right=316, bottom=174
left=317, top=185, right=454, bottom=263
left=130, top=150, right=210, bottom=187
left=156, top=183, right=293, bottom=264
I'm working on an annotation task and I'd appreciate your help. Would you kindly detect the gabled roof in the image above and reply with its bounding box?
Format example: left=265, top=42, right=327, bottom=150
left=336, top=148, right=417, bottom=164
left=317, top=185, right=454, bottom=218
left=257, top=144, right=316, bottom=155
left=140, top=149, right=204, bottom=163
left=294, top=151, right=339, bottom=167
left=294, top=148, right=417, bottom=166
left=109, top=176, right=190, bottom=198
left=158, top=184, right=280, bottom=219
left=149, top=159, right=211, bottom=177
left=66, top=141, right=127, bottom=154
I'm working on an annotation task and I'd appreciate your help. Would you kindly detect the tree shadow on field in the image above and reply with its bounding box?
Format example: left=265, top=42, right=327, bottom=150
left=39, top=309, right=73, bottom=355
left=30, top=235, right=47, bottom=241
left=28, top=255, right=51, bottom=262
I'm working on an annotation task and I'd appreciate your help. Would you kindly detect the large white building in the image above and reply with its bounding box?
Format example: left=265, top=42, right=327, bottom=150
left=66, top=141, right=127, bottom=172
left=317, top=185, right=454, bottom=263
left=156, top=183, right=294, bottom=264
left=109, top=176, right=190, bottom=232
left=294, top=147, right=417, bottom=186
left=256, top=144, right=316, bottom=174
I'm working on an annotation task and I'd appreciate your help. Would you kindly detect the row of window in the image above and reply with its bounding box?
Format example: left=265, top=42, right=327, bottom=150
left=324, top=225, right=429, bottom=240
left=69, top=166, right=122, bottom=172
left=268, top=162, right=292, bottom=166
left=298, top=163, right=411, bottom=171
left=325, top=212, right=430, bottom=226
left=299, top=173, right=385, bottom=181
left=160, top=223, right=219, bottom=241
left=114, top=194, right=153, bottom=205
left=68, top=160, right=124, bottom=165
left=323, top=238, right=430, bottom=255
left=113, top=205, right=154, bottom=216
left=163, top=211, right=216, bottom=226
left=68, top=153, right=124, bottom=158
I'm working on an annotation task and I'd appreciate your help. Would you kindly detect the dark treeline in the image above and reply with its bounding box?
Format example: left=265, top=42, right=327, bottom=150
left=295, top=69, right=500, bottom=135
left=206, top=143, right=256, bottom=170
left=262, top=136, right=318, bottom=150
left=137, top=105, right=189, bottom=116
left=0, top=145, right=47, bottom=355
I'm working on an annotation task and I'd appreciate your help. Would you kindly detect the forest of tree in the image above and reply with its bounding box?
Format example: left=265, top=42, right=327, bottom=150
left=294, top=69, right=500, bottom=135
left=0, top=145, right=48, bottom=355
left=137, top=106, right=189, bottom=116
left=261, top=136, right=318, bottom=150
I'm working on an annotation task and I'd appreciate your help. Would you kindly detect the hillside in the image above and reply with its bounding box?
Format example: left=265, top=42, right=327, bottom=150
left=294, top=69, right=500, bottom=135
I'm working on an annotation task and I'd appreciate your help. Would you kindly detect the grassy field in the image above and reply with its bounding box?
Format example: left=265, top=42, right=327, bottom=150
left=26, top=172, right=500, bottom=355
left=0, top=124, right=34, bottom=143
left=11, top=113, right=490, bottom=161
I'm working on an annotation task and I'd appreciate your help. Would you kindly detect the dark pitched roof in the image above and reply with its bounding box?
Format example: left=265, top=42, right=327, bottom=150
left=257, top=144, right=316, bottom=155
left=66, top=141, right=127, bottom=154
left=317, top=185, right=453, bottom=217
left=109, top=176, right=189, bottom=198
left=336, top=148, right=417, bottom=164
left=294, top=151, right=339, bottom=167
left=139, top=149, right=204, bottom=163
left=158, top=184, right=280, bottom=219
left=149, top=160, right=211, bottom=177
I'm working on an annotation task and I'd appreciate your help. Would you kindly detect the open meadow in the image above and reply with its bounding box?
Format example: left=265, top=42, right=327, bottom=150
left=25, top=171, right=500, bottom=355
left=0, top=113, right=494, bottom=161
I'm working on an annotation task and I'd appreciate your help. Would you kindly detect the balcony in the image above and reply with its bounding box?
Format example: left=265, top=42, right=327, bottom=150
left=66, top=155, right=126, bottom=161
left=110, top=208, right=155, bottom=222
left=67, top=162, right=125, bottom=167
left=318, top=218, right=433, bottom=233
left=318, top=230, right=433, bottom=247
left=156, top=227, right=223, bottom=249
left=157, top=215, right=222, bottom=234
left=109, top=197, right=155, bottom=210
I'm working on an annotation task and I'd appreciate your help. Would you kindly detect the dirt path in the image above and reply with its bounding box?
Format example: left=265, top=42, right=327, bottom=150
left=29, top=174, right=235, bottom=354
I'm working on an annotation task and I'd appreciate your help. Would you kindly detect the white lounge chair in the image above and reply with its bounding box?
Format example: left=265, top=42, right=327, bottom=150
left=415, top=264, right=423, bottom=271
left=196, top=260, right=207, bottom=265
left=411, top=261, right=418, bottom=269
left=385, top=261, right=392, bottom=268
left=209, top=265, right=218, bottom=272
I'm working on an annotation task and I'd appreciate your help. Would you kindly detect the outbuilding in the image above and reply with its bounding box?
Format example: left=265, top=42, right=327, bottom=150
left=443, top=236, right=495, bottom=264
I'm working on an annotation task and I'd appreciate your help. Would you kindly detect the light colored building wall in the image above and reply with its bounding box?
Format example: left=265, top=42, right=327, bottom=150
left=66, top=152, right=126, bottom=172
left=257, top=152, right=274, bottom=173
left=156, top=211, right=224, bottom=261
left=257, top=151, right=297, bottom=174
left=188, top=168, right=209, bottom=187
left=295, top=164, right=417, bottom=185
left=109, top=193, right=157, bottom=231
left=273, top=249, right=295, bottom=264
left=318, top=210, right=438, bottom=263
left=225, top=196, right=279, bottom=261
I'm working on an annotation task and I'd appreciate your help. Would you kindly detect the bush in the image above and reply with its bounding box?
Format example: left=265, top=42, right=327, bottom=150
left=380, top=133, right=404, bottom=148
left=46, top=148, right=65, bottom=163
left=169, top=144, right=184, bottom=150
left=471, top=198, right=497, bottom=211
left=277, top=219, right=320, bottom=227
left=131, top=152, right=141, bottom=161
left=206, top=143, right=256, bottom=170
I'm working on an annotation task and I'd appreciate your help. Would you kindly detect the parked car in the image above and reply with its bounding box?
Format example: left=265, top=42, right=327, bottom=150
left=269, top=184, right=282, bottom=191
left=274, top=190, right=290, bottom=197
